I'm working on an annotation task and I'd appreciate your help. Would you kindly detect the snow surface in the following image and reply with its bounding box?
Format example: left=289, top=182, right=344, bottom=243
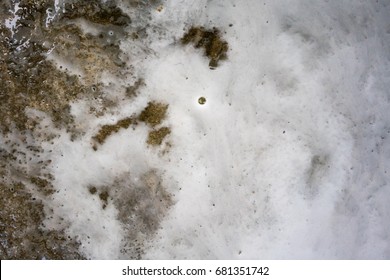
left=134, top=0, right=390, bottom=259
left=7, top=0, right=390, bottom=259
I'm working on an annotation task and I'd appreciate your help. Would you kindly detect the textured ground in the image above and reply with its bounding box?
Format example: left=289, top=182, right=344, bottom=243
left=1, top=0, right=390, bottom=259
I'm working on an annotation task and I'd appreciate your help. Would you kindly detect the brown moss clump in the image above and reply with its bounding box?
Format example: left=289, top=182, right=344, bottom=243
left=181, top=26, right=229, bottom=69
left=147, top=127, right=171, bottom=146
left=92, top=117, right=135, bottom=146
left=138, top=102, right=168, bottom=127
left=0, top=182, right=84, bottom=259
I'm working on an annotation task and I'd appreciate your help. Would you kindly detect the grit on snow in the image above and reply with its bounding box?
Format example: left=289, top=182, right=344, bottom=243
left=1, top=0, right=390, bottom=259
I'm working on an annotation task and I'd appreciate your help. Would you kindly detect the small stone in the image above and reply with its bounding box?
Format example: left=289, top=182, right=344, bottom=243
left=198, top=97, right=206, bottom=105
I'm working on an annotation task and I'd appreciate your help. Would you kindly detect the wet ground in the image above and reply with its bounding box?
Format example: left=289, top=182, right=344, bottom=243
left=1, top=0, right=221, bottom=259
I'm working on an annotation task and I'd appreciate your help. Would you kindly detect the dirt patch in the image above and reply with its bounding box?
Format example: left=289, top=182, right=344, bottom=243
left=30, top=177, right=55, bottom=196
left=92, top=117, right=136, bottom=148
left=147, top=127, right=171, bottom=146
left=181, top=26, right=229, bottom=69
left=62, top=0, right=131, bottom=26
left=88, top=186, right=111, bottom=209
left=138, top=102, right=168, bottom=127
left=0, top=0, right=132, bottom=134
left=0, top=48, right=85, bottom=133
left=0, top=140, right=55, bottom=198
left=0, top=182, right=84, bottom=259
left=139, top=102, right=170, bottom=146
left=115, top=170, right=173, bottom=258
left=99, top=190, right=110, bottom=209
left=50, top=23, right=128, bottom=87
left=126, top=78, right=145, bottom=98
left=92, top=101, right=170, bottom=149
left=88, top=186, right=97, bottom=195
left=85, top=170, right=173, bottom=259
left=0, top=0, right=170, bottom=259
